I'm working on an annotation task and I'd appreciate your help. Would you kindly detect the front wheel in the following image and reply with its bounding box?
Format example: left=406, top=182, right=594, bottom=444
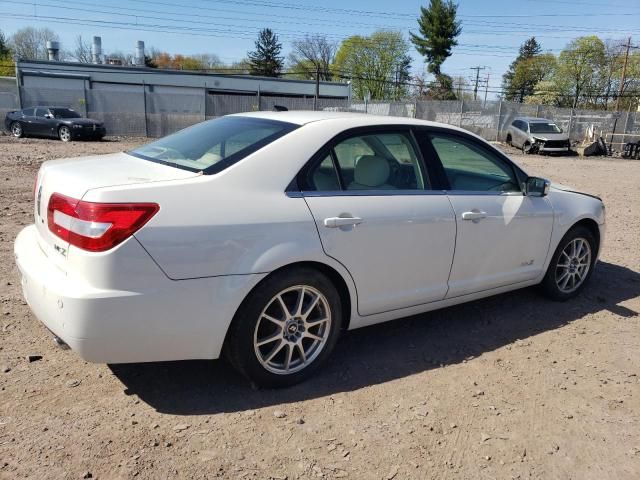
left=540, top=226, right=597, bottom=301
left=225, top=267, right=343, bottom=388
left=10, top=121, right=23, bottom=138
left=58, top=125, right=72, bottom=142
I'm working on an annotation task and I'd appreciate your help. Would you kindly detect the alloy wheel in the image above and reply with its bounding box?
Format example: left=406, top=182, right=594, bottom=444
left=11, top=122, right=22, bottom=137
left=555, top=237, right=591, bottom=294
left=59, top=126, right=71, bottom=142
left=253, top=285, right=331, bottom=375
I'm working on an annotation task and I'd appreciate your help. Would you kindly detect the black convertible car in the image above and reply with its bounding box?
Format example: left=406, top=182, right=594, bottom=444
left=5, top=106, right=106, bottom=142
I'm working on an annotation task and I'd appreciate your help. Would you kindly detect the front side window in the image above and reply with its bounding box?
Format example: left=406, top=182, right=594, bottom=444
left=22, top=108, right=34, bottom=116
left=430, top=134, right=520, bottom=193
left=303, top=131, right=427, bottom=192
left=34, top=108, right=49, bottom=118
left=130, top=116, right=298, bottom=173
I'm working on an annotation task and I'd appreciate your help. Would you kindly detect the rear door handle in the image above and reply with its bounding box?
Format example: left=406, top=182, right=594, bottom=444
left=461, top=211, right=487, bottom=222
left=324, top=216, right=364, bottom=228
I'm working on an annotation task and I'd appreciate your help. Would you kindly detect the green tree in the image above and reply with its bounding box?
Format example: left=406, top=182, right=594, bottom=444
left=502, top=37, right=543, bottom=101
left=333, top=31, right=412, bottom=100
left=248, top=28, right=284, bottom=77
left=0, top=29, right=13, bottom=76
left=555, top=36, right=606, bottom=108
left=410, top=0, right=462, bottom=98
left=512, top=53, right=557, bottom=103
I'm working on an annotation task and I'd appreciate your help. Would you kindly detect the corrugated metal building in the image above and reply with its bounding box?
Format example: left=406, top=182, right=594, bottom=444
left=15, top=60, right=351, bottom=136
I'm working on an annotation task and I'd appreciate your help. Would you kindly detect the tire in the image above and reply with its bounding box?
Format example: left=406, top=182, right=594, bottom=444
left=540, top=225, right=597, bottom=301
left=522, top=141, right=532, bottom=154
left=10, top=121, right=23, bottom=138
left=225, top=266, right=343, bottom=388
left=58, top=125, right=72, bottom=142
left=506, top=134, right=512, bottom=146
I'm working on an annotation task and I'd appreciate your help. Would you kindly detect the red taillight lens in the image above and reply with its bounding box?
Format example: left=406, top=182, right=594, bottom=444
left=47, top=193, right=159, bottom=252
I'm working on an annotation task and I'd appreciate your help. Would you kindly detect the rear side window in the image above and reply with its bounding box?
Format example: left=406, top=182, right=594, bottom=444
left=429, top=134, right=520, bottom=192
left=302, top=131, right=427, bottom=192
left=130, top=116, right=298, bottom=174
left=21, top=108, right=34, bottom=116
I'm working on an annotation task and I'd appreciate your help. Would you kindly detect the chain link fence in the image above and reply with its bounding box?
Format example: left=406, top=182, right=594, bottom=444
left=1, top=79, right=638, bottom=151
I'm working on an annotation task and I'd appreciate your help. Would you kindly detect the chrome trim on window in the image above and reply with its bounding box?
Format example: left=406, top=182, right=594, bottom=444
left=287, top=190, right=447, bottom=198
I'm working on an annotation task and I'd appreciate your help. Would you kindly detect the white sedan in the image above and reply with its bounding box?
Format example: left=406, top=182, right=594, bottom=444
left=14, top=112, right=605, bottom=387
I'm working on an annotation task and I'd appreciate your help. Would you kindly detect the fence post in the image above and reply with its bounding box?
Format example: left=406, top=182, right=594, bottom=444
left=82, top=80, right=89, bottom=117
left=202, top=83, right=207, bottom=121
left=142, top=80, right=148, bottom=138
left=458, top=99, right=463, bottom=127
left=257, top=85, right=261, bottom=111
left=14, top=59, right=22, bottom=109
left=621, top=106, right=631, bottom=150
left=413, top=98, right=418, bottom=118
left=535, top=104, right=540, bottom=118
left=567, top=108, right=574, bottom=141
left=495, top=100, right=502, bottom=141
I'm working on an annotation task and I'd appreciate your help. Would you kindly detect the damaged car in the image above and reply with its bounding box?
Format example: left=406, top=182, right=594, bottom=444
left=506, top=117, right=570, bottom=154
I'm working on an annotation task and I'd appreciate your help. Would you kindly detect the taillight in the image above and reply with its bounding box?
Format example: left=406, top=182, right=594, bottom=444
left=47, top=193, right=159, bottom=252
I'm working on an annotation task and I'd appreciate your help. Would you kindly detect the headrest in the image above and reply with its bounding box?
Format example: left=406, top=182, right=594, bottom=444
left=354, top=155, right=390, bottom=187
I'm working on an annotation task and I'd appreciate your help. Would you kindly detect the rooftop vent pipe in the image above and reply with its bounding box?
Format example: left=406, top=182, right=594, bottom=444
left=46, top=41, right=60, bottom=61
left=92, top=36, right=102, bottom=64
left=135, top=41, right=145, bottom=65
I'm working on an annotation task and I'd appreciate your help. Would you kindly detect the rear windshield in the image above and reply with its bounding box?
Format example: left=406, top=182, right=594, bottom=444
left=129, top=116, right=298, bottom=174
left=529, top=122, right=561, bottom=134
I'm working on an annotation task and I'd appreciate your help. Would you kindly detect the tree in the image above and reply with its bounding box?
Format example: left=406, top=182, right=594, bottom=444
left=502, top=37, right=543, bottom=101
left=248, top=28, right=283, bottom=77
left=334, top=31, right=412, bottom=100
left=10, top=27, right=58, bottom=60
left=511, top=53, right=557, bottom=102
left=0, top=29, right=13, bottom=76
left=410, top=0, right=462, bottom=98
left=69, top=35, right=92, bottom=63
left=556, top=36, right=606, bottom=108
left=288, top=35, right=337, bottom=81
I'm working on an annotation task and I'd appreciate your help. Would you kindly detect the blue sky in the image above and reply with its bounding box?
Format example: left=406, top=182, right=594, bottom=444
left=2, top=0, right=639, bottom=95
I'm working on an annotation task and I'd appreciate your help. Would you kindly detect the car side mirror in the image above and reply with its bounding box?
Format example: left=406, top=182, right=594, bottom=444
left=524, top=177, right=550, bottom=197
left=45, top=113, right=53, bottom=119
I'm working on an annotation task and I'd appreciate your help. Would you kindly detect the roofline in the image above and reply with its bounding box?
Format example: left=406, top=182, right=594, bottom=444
left=16, top=59, right=347, bottom=87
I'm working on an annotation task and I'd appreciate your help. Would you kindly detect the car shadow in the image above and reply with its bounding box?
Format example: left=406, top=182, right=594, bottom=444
left=110, top=261, right=639, bottom=415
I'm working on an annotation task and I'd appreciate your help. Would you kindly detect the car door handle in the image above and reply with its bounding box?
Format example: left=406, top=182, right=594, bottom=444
left=324, top=216, right=363, bottom=228
left=461, top=211, right=487, bottom=221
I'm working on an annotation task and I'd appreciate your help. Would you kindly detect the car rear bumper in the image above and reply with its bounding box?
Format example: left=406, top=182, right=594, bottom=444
left=14, top=225, right=265, bottom=363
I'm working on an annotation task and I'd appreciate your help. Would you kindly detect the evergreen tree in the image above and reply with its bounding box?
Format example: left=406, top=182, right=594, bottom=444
left=410, top=0, right=462, bottom=99
left=0, top=30, right=11, bottom=58
left=248, top=28, right=284, bottom=77
left=502, top=37, right=543, bottom=102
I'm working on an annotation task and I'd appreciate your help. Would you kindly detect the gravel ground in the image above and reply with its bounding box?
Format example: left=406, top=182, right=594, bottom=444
left=0, top=136, right=638, bottom=480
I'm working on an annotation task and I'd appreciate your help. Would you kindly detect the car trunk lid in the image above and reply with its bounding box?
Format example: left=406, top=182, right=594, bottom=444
left=33, top=152, right=199, bottom=270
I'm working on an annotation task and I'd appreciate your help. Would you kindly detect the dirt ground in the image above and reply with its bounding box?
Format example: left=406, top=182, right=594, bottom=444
left=0, top=135, right=638, bottom=480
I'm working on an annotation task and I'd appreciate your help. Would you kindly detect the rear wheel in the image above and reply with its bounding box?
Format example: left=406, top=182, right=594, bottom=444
left=225, top=267, right=342, bottom=388
left=540, top=226, right=597, bottom=300
left=10, top=121, right=23, bottom=138
left=506, top=134, right=512, bottom=146
left=58, top=125, right=72, bottom=142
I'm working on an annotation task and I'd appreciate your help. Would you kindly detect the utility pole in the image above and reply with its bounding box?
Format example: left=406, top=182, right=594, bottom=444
left=615, top=37, right=632, bottom=112
left=483, top=72, right=490, bottom=107
left=470, top=66, right=486, bottom=101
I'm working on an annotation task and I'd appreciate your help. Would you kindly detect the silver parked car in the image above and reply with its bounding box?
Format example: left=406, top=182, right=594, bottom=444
left=506, top=117, right=570, bottom=154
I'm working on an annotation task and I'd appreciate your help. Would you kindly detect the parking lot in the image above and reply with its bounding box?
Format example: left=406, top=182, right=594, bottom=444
left=0, top=136, right=638, bottom=479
